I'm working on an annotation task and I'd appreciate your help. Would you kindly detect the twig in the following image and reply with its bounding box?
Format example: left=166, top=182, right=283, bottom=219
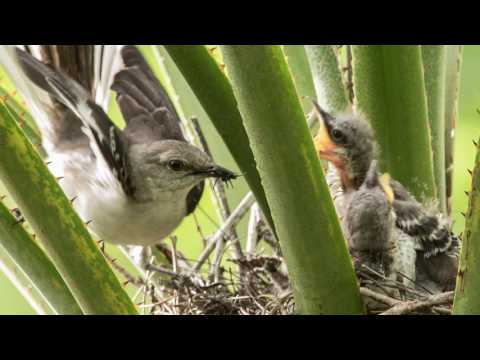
left=154, top=243, right=193, bottom=271
left=190, top=117, right=243, bottom=278
left=192, top=213, right=208, bottom=248
left=380, top=292, right=454, bottom=316
left=143, top=256, right=155, bottom=315
left=358, top=264, right=431, bottom=299
left=246, top=203, right=260, bottom=257
left=257, top=216, right=282, bottom=258
left=360, top=287, right=399, bottom=307
left=210, top=235, right=226, bottom=282
left=194, top=192, right=255, bottom=272
left=145, top=263, right=180, bottom=278
left=432, top=306, right=452, bottom=315
left=170, top=236, right=178, bottom=274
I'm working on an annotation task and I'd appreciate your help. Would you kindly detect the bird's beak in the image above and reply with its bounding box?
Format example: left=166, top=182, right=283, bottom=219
left=379, top=173, right=395, bottom=204
left=314, top=122, right=339, bottom=162
left=193, top=165, right=238, bottom=182
left=312, top=100, right=343, bottom=167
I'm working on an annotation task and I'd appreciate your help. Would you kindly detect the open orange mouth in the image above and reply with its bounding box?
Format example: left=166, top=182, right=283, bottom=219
left=314, top=124, right=344, bottom=168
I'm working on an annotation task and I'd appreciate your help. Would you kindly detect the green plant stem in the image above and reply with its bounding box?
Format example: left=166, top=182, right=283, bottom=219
left=0, top=85, right=41, bottom=148
left=0, top=201, right=82, bottom=314
left=163, top=45, right=275, bottom=233
left=282, top=46, right=316, bottom=113
left=305, top=45, right=350, bottom=113
left=0, top=250, right=51, bottom=314
left=453, top=139, right=480, bottom=314
left=221, top=45, right=364, bottom=315
left=422, top=45, right=447, bottom=213
left=0, top=102, right=137, bottom=315
left=444, top=45, right=463, bottom=215
left=352, top=45, right=436, bottom=202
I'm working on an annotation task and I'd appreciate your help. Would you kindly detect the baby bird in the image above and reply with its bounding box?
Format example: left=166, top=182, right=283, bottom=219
left=346, top=160, right=395, bottom=277
left=312, top=100, right=459, bottom=292
left=347, top=161, right=418, bottom=298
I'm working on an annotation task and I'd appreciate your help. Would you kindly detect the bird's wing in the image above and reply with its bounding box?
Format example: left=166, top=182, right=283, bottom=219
left=0, top=46, right=56, bottom=149
left=112, top=45, right=185, bottom=144
left=112, top=45, right=204, bottom=214
left=1, top=46, right=122, bottom=155
left=391, top=180, right=458, bottom=258
left=93, top=45, right=123, bottom=110
left=13, top=47, right=134, bottom=197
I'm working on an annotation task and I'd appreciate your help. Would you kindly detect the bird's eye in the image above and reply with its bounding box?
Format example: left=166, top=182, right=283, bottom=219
left=168, top=160, right=186, bottom=171
left=331, top=129, right=346, bottom=143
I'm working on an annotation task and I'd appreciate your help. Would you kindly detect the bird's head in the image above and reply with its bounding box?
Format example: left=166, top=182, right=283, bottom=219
left=312, top=100, right=376, bottom=190
left=363, top=160, right=395, bottom=204
left=129, top=140, right=237, bottom=200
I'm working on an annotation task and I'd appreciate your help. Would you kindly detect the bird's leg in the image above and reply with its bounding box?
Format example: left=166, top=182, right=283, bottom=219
left=125, top=245, right=152, bottom=270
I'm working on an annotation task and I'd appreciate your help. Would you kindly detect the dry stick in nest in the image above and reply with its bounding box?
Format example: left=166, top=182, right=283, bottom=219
left=360, top=287, right=454, bottom=315
left=145, top=263, right=242, bottom=315
left=359, top=267, right=431, bottom=301
left=155, top=243, right=193, bottom=271
left=380, top=292, right=453, bottom=315
left=190, top=117, right=244, bottom=281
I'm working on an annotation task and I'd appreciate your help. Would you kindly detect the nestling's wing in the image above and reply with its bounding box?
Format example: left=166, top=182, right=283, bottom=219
left=112, top=45, right=204, bottom=214
left=391, top=180, right=458, bottom=258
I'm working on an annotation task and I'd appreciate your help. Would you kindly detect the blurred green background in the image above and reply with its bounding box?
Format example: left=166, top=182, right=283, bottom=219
left=0, top=45, right=478, bottom=314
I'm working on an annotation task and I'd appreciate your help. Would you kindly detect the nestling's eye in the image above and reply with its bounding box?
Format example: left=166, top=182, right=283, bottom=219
left=331, top=129, right=346, bottom=143
left=168, top=160, right=187, bottom=171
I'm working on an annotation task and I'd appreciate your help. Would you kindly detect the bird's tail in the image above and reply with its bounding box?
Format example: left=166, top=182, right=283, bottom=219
left=0, top=45, right=122, bottom=153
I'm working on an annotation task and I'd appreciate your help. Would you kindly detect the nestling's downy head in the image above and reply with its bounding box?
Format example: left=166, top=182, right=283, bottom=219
left=129, top=140, right=237, bottom=199
left=312, top=100, right=376, bottom=190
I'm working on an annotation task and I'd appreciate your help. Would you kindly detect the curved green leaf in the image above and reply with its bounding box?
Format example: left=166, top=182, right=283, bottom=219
left=163, top=45, right=275, bottom=233
left=305, top=45, right=350, bottom=113
left=0, top=101, right=137, bottom=315
left=445, top=46, right=463, bottom=215
left=422, top=45, right=447, bottom=213
left=282, top=45, right=316, bottom=112
left=0, top=201, right=83, bottom=314
left=221, top=45, right=364, bottom=315
left=453, top=139, right=480, bottom=314
left=352, top=45, right=436, bottom=202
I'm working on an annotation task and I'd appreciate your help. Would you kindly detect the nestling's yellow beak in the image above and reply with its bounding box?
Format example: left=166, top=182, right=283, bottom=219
left=379, top=173, right=395, bottom=204
left=314, top=122, right=343, bottom=166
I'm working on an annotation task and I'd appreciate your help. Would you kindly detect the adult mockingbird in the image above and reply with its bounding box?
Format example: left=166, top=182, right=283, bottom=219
left=312, top=100, right=459, bottom=291
left=1, top=45, right=237, bottom=247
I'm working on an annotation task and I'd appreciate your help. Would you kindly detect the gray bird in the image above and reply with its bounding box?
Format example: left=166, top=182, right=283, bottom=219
left=312, top=100, right=459, bottom=291
left=0, top=45, right=237, bottom=247
left=346, top=160, right=395, bottom=277
left=346, top=160, right=418, bottom=294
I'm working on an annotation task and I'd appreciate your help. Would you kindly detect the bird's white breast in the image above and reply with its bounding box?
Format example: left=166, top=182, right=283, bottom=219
left=49, top=152, right=188, bottom=246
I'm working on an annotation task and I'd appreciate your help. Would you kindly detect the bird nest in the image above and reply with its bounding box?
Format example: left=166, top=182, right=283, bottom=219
left=354, top=261, right=453, bottom=315
left=104, top=223, right=453, bottom=315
